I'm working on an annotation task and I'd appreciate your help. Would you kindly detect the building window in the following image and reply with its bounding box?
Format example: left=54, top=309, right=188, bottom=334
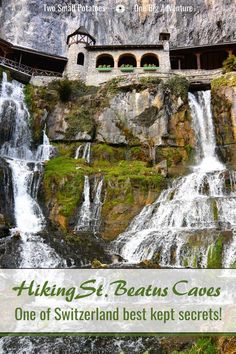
left=141, top=53, right=159, bottom=67
left=118, top=54, right=137, bottom=67
left=96, top=54, right=114, bottom=67
left=77, top=52, right=84, bottom=65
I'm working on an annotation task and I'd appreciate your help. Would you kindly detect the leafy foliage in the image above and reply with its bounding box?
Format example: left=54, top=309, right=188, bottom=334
left=56, top=79, right=73, bottom=102
left=172, top=337, right=218, bottom=354
left=163, top=76, right=189, bottom=101
left=222, top=54, right=236, bottom=73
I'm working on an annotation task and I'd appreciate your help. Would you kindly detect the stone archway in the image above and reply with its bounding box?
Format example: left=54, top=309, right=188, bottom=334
left=118, top=53, right=137, bottom=67
left=141, top=53, right=159, bottom=67
left=96, top=53, right=114, bottom=67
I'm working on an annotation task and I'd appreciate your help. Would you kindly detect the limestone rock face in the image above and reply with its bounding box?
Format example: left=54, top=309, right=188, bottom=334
left=0, top=158, right=14, bottom=226
left=0, top=0, right=235, bottom=56
left=212, top=83, right=236, bottom=169
left=45, top=79, right=193, bottom=148
left=47, top=105, right=70, bottom=141
left=96, top=89, right=167, bottom=145
left=47, top=103, right=93, bottom=141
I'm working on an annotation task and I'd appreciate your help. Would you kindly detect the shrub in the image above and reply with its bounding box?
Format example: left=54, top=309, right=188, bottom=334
left=56, top=79, right=73, bottom=102
left=222, top=54, right=236, bottom=73
left=163, top=76, right=189, bottom=101
left=172, top=337, right=218, bottom=354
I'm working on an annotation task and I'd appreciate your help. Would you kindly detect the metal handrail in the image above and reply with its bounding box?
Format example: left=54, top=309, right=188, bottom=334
left=0, top=56, right=62, bottom=77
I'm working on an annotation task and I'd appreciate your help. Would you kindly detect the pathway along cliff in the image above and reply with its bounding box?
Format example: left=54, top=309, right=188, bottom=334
left=112, top=90, right=236, bottom=268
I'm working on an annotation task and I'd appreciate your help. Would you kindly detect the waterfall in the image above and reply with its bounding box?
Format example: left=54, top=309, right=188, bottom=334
left=82, top=142, right=91, bottom=163
left=74, top=142, right=91, bottom=163
left=35, top=126, right=55, bottom=161
left=112, top=91, right=236, bottom=268
left=76, top=175, right=91, bottom=231
left=92, top=177, right=104, bottom=233
left=188, top=91, right=224, bottom=172
left=74, top=144, right=83, bottom=159
left=76, top=175, right=103, bottom=233
left=0, top=72, right=63, bottom=268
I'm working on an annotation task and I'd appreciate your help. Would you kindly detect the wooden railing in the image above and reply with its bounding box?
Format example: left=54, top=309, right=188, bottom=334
left=0, top=56, right=62, bottom=77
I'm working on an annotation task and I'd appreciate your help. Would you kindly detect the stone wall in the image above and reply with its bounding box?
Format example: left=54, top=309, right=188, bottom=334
left=30, top=76, right=61, bottom=86
left=62, top=43, right=223, bottom=86
left=64, top=43, right=89, bottom=81
left=64, top=46, right=171, bottom=85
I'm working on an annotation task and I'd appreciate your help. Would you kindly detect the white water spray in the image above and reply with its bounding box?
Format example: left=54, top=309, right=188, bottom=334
left=113, top=91, right=236, bottom=268
left=74, top=142, right=91, bottom=163
left=76, top=175, right=103, bottom=233
left=0, top=73, right=63, bottom=267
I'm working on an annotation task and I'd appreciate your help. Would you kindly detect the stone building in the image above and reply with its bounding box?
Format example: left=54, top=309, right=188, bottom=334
left=1, top=25, right=236, bottom=87
left=64, top=26, right=171, bottom=86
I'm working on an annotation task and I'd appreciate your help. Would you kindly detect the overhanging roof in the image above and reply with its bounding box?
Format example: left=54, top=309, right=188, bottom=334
left=170, top=41, right=236, bottom=52
left=0, top=37, right=67, bottom=62
left=13, top=45, right=67, bottom=61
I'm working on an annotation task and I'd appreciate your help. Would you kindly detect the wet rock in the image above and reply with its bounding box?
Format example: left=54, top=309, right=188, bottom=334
left=111, top=254, right=124, bottom=264
left=12, top=230, right=21, bottom=240
left=212, top=83, right=236, bottom=169
left=0, top=237, right=22, bottom=268
left=0, top=225, right=10, bottom=238
left=0, top=213, right=5, bottom=224
left=154, top=160, right=168, bottom=177
left=0, top=158, right=15, bottom=225
left=39, top=227, right=111, bottom=267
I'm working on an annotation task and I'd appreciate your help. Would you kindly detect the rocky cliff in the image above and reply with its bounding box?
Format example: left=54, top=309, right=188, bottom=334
left=0, top=0, right=235, bottom=55
left=24, top=76, right=194, bottom=243
left=212, top=72, right=236, bottom=169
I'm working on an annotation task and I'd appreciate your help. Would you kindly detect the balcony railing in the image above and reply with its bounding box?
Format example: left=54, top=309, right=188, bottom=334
left=0, top=56, right=62, bottom=77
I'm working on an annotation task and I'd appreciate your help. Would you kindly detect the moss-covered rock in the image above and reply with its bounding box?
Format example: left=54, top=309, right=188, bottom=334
left=211, top=75, right=236, bottom=168
left=162, top=76, right=190, bottom=102
left=42, top=152, right=166, bottom=239
left=207, top=237, right=223, bottom=269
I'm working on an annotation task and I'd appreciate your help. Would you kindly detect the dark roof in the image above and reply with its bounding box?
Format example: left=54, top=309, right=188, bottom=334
left=0, top=37, right=67, bottom=62
left=0, top=38, right=12, bottom=48
left=87, top=44, right=164, bottom=51
left=170, top=41, right=236, bottom=52
left=13, top=45, right=67, bottom=61
left=67, top=26, right=96, bottom=44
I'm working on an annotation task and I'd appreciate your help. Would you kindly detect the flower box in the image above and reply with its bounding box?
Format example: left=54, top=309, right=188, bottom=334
left=120, top=67, right=134, bottom=72
left=143, top=66, right=159, bottom=71
left=97, top=67, right=113, bottom=72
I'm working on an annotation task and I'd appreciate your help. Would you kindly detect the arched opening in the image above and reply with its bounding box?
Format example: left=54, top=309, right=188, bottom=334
left=118, top=54, right=137, bottom=67
left=77, top=52, right=84, bottom=65
left=141, top=53, right=159, bottom=67
left=96, top=54, right=114, bottom=68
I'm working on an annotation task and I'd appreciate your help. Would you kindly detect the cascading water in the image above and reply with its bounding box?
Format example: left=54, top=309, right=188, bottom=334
left=0, top=73, right=63, bottom=268
left=76, top=175, right=91, bottom=231
left=36, top=126, right=55, bottom=161
left=74, top=142, right=91, bottom=163
left=112, top=90, right=236, bottom=268
left=76, top=175, right=103, bottom=233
